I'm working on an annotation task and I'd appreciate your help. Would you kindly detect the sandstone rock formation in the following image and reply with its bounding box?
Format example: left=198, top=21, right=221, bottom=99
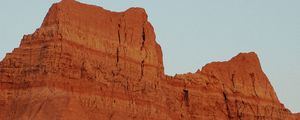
left=0, top=0, right=299, bottom=119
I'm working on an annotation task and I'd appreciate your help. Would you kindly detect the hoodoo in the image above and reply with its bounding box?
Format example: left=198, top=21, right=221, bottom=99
left=0, top=1, right=299, bottom=119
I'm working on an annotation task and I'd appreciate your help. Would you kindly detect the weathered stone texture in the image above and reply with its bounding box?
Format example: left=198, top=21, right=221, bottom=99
left=0, top=0, right=298, bottom=119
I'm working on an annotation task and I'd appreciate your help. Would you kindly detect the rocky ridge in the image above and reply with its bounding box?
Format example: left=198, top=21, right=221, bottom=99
left=0, top=0, right=299, bottom=119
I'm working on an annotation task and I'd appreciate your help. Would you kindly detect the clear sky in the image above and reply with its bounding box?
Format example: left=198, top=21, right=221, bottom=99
left=0, top=0, right=299, bottom=112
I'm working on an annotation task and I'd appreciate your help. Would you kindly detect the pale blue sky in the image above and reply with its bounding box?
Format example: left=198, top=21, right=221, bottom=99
left=0, top=0, right=299, bottom=112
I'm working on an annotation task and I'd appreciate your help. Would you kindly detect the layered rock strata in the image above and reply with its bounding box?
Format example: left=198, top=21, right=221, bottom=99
left=0, top=0, right=299, bottom=119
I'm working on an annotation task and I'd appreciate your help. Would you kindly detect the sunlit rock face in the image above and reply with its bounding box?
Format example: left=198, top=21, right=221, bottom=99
left=0, top=0, right=298, bottom=119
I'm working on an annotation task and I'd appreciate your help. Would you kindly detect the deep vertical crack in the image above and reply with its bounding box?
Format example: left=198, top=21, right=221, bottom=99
left=183, top=89, right=189, bottom=107
left=139, top=60, right=145, bottom=81
left=138, top=23, right=147, bottom=81
left=116, top=48, right=119, bottom=63
left=250, top=73, right=259, bottom=97
left=118, top=24, right=121, bottom=44
left=231, top=74, right=235, bottom=89
left=116, top=23, right=121, bottom=65
left=140, top=25, right=146, bottom=50
left=223, top=91, right=232, bottom=119
left=221, top=83, right=232, bottom=119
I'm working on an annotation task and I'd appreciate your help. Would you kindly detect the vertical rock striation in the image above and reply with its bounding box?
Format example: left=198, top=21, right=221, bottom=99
left=166, top=52, right=298, bottom=119
left=0, top=0, right=298, bottom=119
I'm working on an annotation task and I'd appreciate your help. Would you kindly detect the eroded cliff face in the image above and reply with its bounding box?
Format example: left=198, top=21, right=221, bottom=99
left=167, top=52, right=298, bottom=119
left=0, top=0, right=298, bottom=120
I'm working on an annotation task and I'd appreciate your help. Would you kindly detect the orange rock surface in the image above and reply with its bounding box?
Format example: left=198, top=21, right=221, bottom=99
left=0, top=0, right=299, bottom=119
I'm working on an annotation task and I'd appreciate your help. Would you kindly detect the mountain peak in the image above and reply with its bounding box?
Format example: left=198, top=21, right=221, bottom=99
left=229, top=52, right=261, bottom=67
left=197, top=52, right=280, bottom=105
left=198, top=52, right=262, bottom=74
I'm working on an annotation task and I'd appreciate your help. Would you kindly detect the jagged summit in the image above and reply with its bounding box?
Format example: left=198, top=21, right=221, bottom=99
left=198, top=52, right=280, bottom=104
left=230, top=52, right=261, bottom=68
left=200, top=52, right=263, bottom=73
left=0, top=1, right=299, bottom=120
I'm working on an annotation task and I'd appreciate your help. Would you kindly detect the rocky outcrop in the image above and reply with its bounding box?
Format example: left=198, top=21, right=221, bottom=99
left=166, top=52, right=296, bottom=119
left=0, top=0, right=298, bottom=119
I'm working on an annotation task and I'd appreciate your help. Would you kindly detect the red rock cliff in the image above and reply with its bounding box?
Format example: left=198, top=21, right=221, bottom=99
left=0, top=0, right=298, bottom=120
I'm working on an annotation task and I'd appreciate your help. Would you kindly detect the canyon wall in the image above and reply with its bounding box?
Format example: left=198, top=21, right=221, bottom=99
left=0, top=0, right=298, bottom=119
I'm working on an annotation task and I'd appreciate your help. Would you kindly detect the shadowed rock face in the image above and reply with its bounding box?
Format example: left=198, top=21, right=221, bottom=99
left=0, top=0, right=299, bottom=120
